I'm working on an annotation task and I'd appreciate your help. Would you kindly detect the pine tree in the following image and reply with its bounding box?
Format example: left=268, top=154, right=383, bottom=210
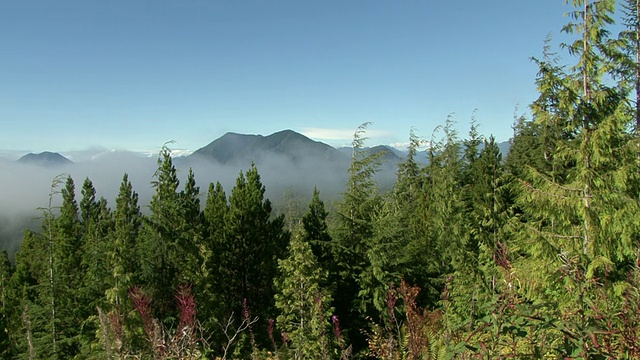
left=29, top=175, right=66, bottom=359
left=11, top=230, right=52, bottom=358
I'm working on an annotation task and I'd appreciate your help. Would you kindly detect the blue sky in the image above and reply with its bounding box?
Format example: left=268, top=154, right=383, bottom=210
left=0, top=1, right=589, bottom=155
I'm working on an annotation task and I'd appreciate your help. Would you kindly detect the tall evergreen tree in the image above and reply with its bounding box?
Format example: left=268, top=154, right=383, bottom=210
left=275, top=234, right=333, bottom=359
left=178, top=168, right=204, bottom=286
left=0, top=250, right=14, bottom=357
left=391, top=129, right=442, bottom=306
left=53, top=176, right=85, bottom=356
left=331, top=123, right=383, bottom=351
left=138, top=146, right=185, bottom=320
left=79, top=179, right=113, bottom=312
left=106, top=174, right=141, bottom=311
left=503, top=3, right=640, bottom=355
left=200, top=181, right=228, bottom=328
left=219, top=164, right=289, bottom=328
left=445, top=136, right=511, bottom=331
left=302, top=187, right=332, bottom=271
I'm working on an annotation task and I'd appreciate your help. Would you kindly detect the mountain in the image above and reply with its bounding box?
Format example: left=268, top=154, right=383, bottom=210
left=338, top=145, right=404, bottom=163
left=189, top=129, right=348, bottom=166
left=16, top=151, right=73, bottom=167
left=368, top=145, right=402, bottom=164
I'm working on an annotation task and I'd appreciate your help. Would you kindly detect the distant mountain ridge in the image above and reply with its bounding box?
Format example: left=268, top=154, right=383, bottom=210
left=16, top=151, right=73, bottom=167
left=189, top=129, right=348, bottom=165
left=8, top=131, right=511, bottom=169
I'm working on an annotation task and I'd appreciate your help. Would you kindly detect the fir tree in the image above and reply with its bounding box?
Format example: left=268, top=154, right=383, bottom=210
left=302, top=187, right=332, bottom=272
left=177, top=168, right=204, bottom=287
left=138, top=146, right=184, bottom=320
left=199, top=181, right=228, bottom=326
left=79, top=179, right=113, bottom=311
left=53, top=176, right=85, bottom=356
left=275, top=234, right=333, bottom=360
left=106, top=173, right=141, bottom=311
left=219, top=164, right=289, bottom=331
left=77, top=178, right=114, bottom=355
left=331, top=123, right=383, bottom=352
left=0, top=250, right=14, bottom=357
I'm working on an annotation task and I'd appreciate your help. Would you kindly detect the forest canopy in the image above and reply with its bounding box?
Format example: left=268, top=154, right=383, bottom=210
left=2, top=1, right=640, bottom=359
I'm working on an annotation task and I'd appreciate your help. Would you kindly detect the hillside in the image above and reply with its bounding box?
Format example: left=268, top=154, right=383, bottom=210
left=16, top=151, right=73, bottom=167
left=188, top=129, right=348, bottom=166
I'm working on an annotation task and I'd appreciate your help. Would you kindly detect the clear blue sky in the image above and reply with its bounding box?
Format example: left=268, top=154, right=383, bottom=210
left=0, top=0, right=591, bottom=155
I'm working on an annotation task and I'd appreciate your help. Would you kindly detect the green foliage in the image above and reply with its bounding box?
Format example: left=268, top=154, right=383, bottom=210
left=201, top=180, right=228, bottom=328
left=303, top=187, right=332, bottom=270
left=218, top=164, right=290, bottom=331
left=138, top=147, right=205, bottom=325
left=0, top=250, right=14, bottom=358
left=331, top=123, right=384, bottom=351
left=274, top=234, right=333, bottom=359
left=105, top=173, right=141, bottom=310
left=6, top=4, right=640, bottom=358
left=138, top=146, right=184, bottom=319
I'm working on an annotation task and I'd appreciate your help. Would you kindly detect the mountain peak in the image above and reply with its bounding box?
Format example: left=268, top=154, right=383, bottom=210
left=189, top=130, right=347, bottom=165
left=16, top=151, right=73, bottom=167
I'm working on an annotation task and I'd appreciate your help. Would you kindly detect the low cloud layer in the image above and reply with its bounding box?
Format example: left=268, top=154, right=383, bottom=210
left=302, top=127, right=394, bottom=142
left=0, top=147, right=374, bottom=255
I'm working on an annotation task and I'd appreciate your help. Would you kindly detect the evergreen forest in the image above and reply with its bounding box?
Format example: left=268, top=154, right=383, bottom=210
left=4, top=1, right=640, bottom=358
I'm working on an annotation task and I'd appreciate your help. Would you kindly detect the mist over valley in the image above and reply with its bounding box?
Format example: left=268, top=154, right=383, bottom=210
left=0, top=129, right=419, bottom=255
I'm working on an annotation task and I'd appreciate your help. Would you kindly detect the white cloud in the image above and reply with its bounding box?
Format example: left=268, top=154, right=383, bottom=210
left=389, top=140, right=431, bottom=151
left=302, top=127, right=394, bottom=140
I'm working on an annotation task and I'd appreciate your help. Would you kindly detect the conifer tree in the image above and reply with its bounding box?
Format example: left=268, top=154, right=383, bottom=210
left=445, top=136, right=511, bottom=331
left=79, top=179, right=113, bottom=312
left=302, top=187, right=332, bottom=271
left=178, top=168, right=204, bottom=286
left=275, top=234, right=333, bottom=359
left=11, top=175, right=81, bottom=358
left=75, top=178, right=114, bottom=355
left=11, top=230, right=51, bottom=358
left=19, top=175, right=67, bottom=359
left=219, top=164, right=289, bottom=328
left=515, top=0, right=638, bottom=285
left=53, top=176, right=85, bottom=356
left=99, top=174, right=142, bottom=356
left=0, top=250, right=14, bottom=357
left=422, top=117, right=464, bottom=274
left=394, top=129, right=423, bottom=224
left=138, top=146, right=184, bottom=319
left=331, top=123, right=383, bottom=351
left=200, top=181, right=228, bottom=328
left=504, top=3, right=640, bottom=355
left=106, top=174, right=141, bottom=312
left=390, top=129, right=442, bottom=306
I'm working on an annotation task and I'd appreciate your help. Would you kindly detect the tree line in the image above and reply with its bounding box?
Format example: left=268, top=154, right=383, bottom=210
left=2, top=0, right=640, bottom=358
